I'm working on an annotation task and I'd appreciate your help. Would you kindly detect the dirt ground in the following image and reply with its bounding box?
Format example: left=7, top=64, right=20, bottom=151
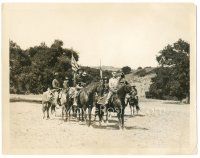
left=8, top=98, right=191, bottom=154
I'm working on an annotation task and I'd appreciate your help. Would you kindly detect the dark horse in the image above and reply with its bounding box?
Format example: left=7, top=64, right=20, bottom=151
left=75, top=82, right=100, bottom=126
left=105, top=83, right=132, bottom=129
left=128, top=95, right=140, bottom=116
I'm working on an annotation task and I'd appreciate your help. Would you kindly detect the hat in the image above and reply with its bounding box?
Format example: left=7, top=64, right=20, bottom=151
left=54, top=72, right=59, bottom=76
left=82, top=71, right=87, bottom=76
left=112, top=71, right=117, bottom=76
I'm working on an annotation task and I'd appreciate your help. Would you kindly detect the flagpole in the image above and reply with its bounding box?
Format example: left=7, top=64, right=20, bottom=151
left=100, top=59, right=103, bottom=79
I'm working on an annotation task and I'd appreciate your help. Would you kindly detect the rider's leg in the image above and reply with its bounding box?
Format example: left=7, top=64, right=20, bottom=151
left=73, top=90, right=78, bottom=106
left=105, top=91, right=113, bottom=105
left=54, top=91, right=60, bottom=108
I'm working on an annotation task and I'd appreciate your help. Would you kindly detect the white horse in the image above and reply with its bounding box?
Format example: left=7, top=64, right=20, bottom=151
left=60, top=87, right=76, bottom=121
left=42, top=88, right=54, bottom=119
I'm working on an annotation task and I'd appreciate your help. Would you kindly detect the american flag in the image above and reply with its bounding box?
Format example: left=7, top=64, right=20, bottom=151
left=71, top=53, right=79, bottom=72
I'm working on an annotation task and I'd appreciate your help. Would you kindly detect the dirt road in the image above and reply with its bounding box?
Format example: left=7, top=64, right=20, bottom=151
left=8, top=99, right=191, bottom=154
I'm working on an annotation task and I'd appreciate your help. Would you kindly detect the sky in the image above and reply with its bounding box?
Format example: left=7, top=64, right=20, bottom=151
left=4, top=3, right=195, bottom=69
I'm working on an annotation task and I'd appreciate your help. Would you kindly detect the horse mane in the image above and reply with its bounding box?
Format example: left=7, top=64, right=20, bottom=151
left=117, top=83, right=131, bottom=98
left=84, top=82, right=99, bottom=93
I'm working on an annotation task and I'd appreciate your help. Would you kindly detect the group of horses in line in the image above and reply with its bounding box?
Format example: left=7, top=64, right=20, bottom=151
left=42, top=81, right=140, bottom=129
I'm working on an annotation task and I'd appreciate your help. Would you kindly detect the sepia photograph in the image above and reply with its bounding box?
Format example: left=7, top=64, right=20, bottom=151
left=2, top=3, right=197, bottom=154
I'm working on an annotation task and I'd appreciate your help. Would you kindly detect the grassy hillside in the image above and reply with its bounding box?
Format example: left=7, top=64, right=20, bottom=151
left=91, top=66, right=121, bottom=72
left=125, top=67, right=157, bottom=98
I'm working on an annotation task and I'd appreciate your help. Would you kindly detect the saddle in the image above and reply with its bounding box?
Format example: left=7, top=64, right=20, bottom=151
left=97, top=95, right=107, bottom=105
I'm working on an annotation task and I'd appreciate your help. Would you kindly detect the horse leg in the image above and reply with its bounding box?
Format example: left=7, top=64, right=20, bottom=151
left=88, top=106, right=92, bottom=127
left=83, top=108, right=87, bottom=124
left=133, top=105, right=135, bottom=116
left=77, top=108, right=81, bottom=122
left=136, top=103, right=140, bottom=114
left=67, top=104, right=72, bottom=122
left=61, top=105, right=65, bottom=120
left=46, top=105, right=50, bottom=119
left=68, top=105, right=71, bottom=122
left=73, top=106, right=76, bottom=118
left=117, top=112, right=121, bottom=129
left=121, top=108, right=125, bottom=129
left=105, top=107, right=109, bottom=126
left=42, top=103, right=46, bottom=119
left=98, top=105, right=103, bottom=126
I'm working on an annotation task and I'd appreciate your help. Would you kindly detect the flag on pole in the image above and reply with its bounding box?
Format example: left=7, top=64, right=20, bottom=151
left=100, top=60, right=103, bottom=79
left=71, top=53, right=79, bottom=72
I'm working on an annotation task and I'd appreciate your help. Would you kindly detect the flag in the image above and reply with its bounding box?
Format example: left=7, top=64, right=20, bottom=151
left=71, top=53, right=79, bottom=72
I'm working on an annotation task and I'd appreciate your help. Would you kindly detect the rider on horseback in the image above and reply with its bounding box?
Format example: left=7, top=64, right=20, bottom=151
left=105, top=71, right=125, bottom=105
left=103, top=76, right=109, bottom=94
left=52, top=72, right=62, bottom=108
left=73, top=68, right=87, bottom=106
left=125, top=83, right=138, bottom=105
left=62, top=76, right=70, bottom=92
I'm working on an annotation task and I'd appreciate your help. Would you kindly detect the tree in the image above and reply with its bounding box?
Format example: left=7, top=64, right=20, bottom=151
left=147, top=39, right=190, bottom=101
left=122, top=66, right=131, bottom=74
left=9, top=39, right=112, bottom=94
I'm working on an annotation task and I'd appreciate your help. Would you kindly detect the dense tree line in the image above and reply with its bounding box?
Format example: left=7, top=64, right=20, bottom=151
left=10, top=40, right=111, bottom=94
left=146, top=39, right=190, bottom=101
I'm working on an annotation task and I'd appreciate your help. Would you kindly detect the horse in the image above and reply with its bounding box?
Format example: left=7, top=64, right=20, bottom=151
left=42, top=89, right=55, bottom=119
left=59, top=88, right=73, bottom=121
left=128, top=96, right=140, bottom=116
left=76, top=82, right=99, bottom=126
left=105, top=83, right=132, bottom=129
left=93, top=83, right=109, bottom=126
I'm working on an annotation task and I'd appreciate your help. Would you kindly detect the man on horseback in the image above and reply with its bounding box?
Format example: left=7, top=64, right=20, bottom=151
left=127, top=84, right=140, bottom=114
left=62, top=76, right=70, bottom=92
left=131, top=85, right=138, bottom=99
left=52, top=72, right=62, bottom=108
left=105, top=71, right=125, bottom=105
left=73, top=68, right=87, bottom=106
left=103, top=76, right=109, bottom=94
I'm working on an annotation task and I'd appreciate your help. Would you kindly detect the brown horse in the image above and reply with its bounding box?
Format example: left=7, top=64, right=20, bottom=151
left=105, top=83, right=132, bottom=129
left=76, top=82, right=99, bottom=126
